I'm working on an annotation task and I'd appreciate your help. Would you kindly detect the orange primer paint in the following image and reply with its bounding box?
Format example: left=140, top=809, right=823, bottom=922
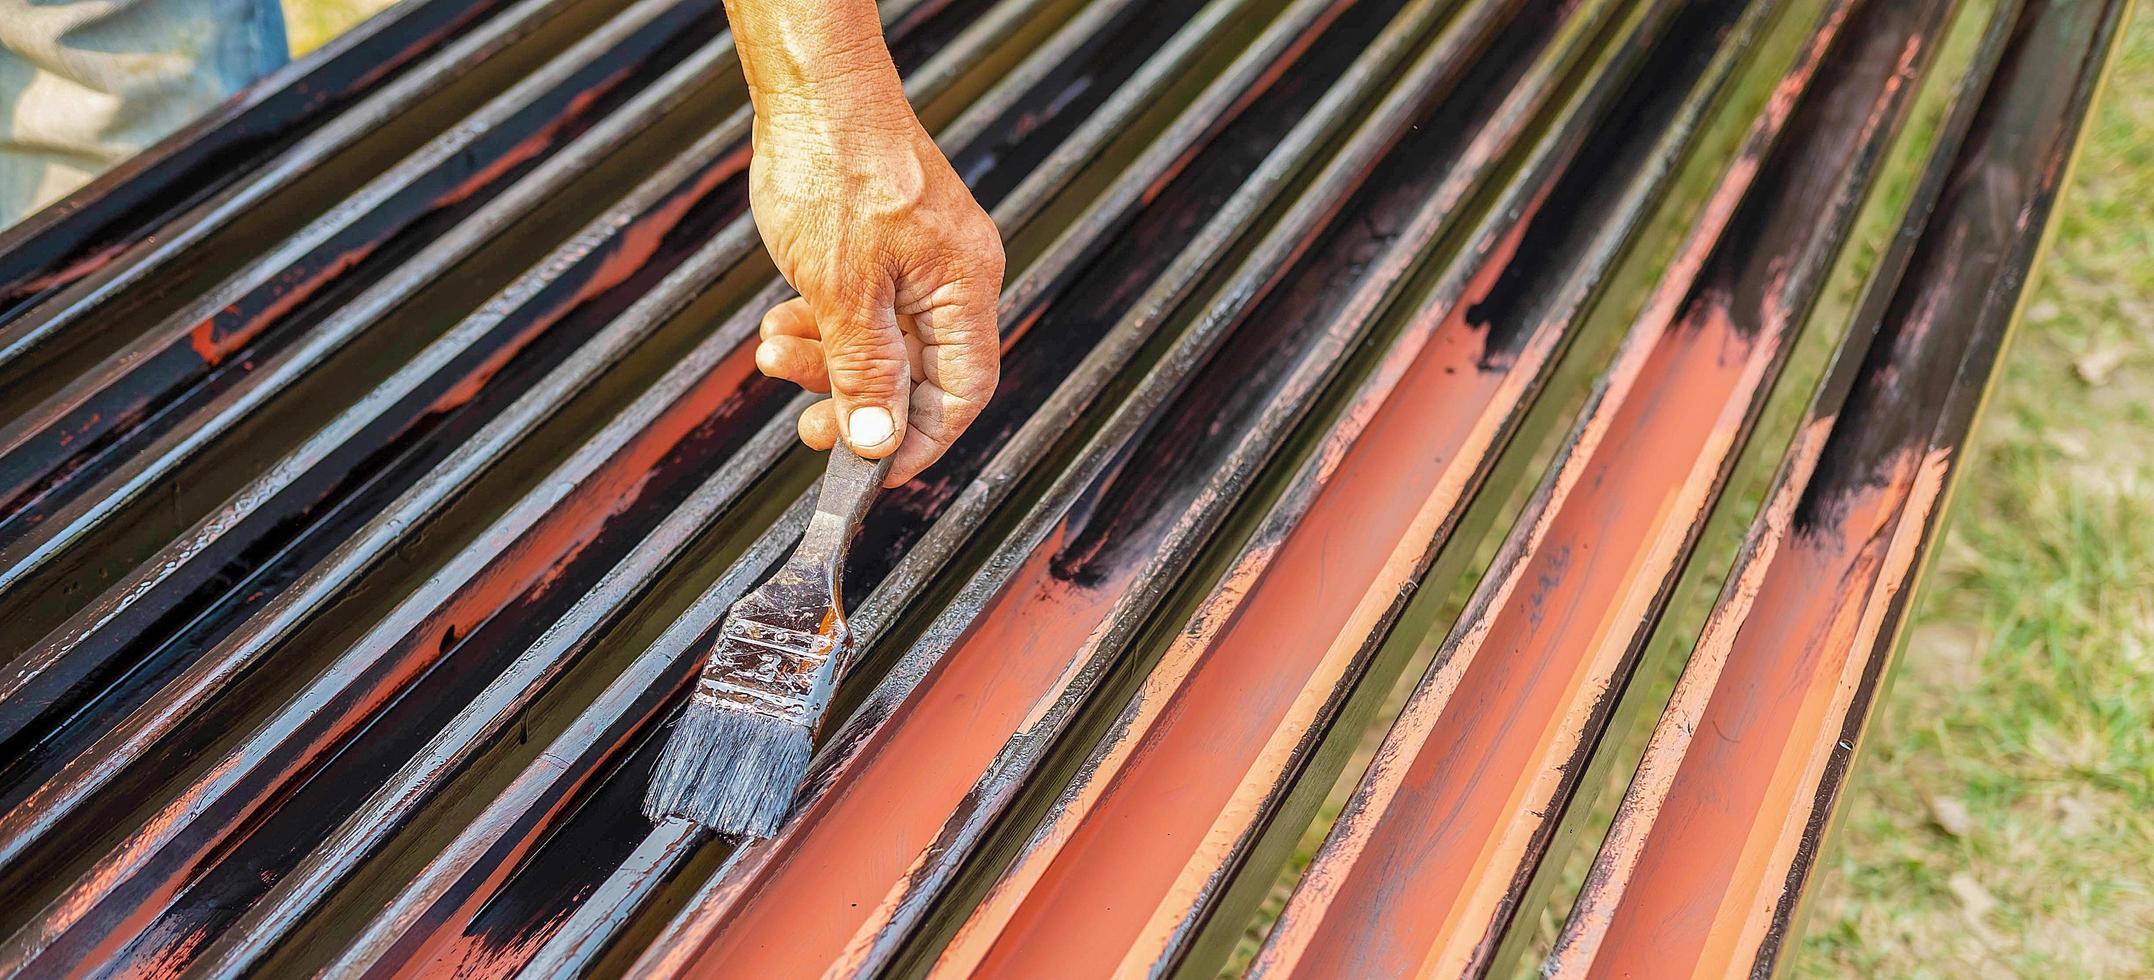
left=1, top=343, right=760, bottom=976
left=1579, top=448, right=1949, bottom=978
left=1284, top=298, right=1767, bottom=977
left=680, top=526, right=1133, bottom=976
left=1254, top=6, right=1900, bottom=970
left=949, top=196, right=1546, bottom=977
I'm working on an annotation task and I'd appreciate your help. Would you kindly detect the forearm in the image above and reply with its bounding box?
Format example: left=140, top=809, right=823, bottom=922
left=726, top=0, right=1002, bottom=482
left=722, top=0, right=911, bottom=128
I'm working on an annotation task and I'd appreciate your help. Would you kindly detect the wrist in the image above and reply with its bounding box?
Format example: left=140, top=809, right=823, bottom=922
left=724, top=0, right=911, bottom=130
left=754, top=77, right=915, bottom=139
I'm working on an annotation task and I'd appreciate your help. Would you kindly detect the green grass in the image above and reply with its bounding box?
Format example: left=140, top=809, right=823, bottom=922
left=1792, top=8, right=2154, bottom=976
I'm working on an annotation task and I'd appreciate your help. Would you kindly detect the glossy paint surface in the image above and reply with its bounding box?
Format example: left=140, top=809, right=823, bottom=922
left=0, top=0, right=513, bottom=321
left=0, top=0, right=623, bottom=419
left=1553, top=0, right=2125, bottom=974
left=323, top=0, right=1451, bottom=971
left=938, top=0, right=1763, bottom=973
left=0, top=0, right=711, bottom=553
left=1252, top=0, right=1985, bottom=974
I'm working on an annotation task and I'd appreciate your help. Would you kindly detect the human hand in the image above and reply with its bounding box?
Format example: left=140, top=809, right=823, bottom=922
left=746, top=88, right=1003, bottom=488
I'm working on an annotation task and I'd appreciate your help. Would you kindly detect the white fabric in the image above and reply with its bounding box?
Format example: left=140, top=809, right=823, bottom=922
left=1, top=0, right=288, bottom=224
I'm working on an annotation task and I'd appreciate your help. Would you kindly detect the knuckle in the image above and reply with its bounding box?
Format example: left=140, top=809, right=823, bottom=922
left=821, top=321, right=899, bottom=360
left=824, top=348, right=909, bottom=399
left=759, top=308, right=790, bottom=339
left=944, top=396, right=987, bottom=433
left=953, top=373, right=997, bottom=411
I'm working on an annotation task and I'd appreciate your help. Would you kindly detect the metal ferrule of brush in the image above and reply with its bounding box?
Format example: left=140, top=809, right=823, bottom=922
left=645, top=435, right=897, bottom=834
left=692, top=618, right=843, bottom=726
left=687, top=444, right=894, bottom=727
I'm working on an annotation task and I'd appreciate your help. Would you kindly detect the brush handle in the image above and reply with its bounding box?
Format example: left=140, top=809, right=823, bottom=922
left=790, top=443, right=894, bottom=600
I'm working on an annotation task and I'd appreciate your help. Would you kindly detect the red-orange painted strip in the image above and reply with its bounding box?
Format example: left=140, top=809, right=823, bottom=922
left=930, top=0, right=1757, bottom=971
left=0, top=341, right=762, bottom=977
left=1551, top=0, right=2123, bottom=972
left=1249, top=0, right=1966, bottom=973
left=633, top=1, right=1573, bottom=972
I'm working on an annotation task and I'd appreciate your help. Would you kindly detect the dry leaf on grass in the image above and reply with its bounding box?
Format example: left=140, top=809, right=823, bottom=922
left=2074, top=344, right=2128, bottom=385
left=1928, top=795, right=1975, bottom=839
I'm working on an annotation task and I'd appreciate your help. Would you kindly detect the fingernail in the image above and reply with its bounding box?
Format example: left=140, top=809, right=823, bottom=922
left=848, top=406, right=895, bottom=449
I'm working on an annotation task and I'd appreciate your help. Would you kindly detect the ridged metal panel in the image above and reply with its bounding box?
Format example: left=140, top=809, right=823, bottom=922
left=0, top=0, right=2115, bottom=975
left=0, top=0, right=519, bottom=322
left=1549, top=0, right=2127, bottom=973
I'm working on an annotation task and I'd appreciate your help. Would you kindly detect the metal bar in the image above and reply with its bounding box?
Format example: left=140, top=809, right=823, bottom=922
left=1540, top=0, right=2027, bottom=966
left=0, top=0, right=2106, bottom=971
left=0, top=0, right=1246, bottom=973
left=0, top=0, right=514, bottom=320
left=316, top=0, right=1370, bottom=969
left=0, top=0, right=620, bottom=411
left=0, top=16, right=747, bottom=755
left=0, top=0, right=968, bottom=805
left=631, top=0, right=1629, bottom=973
left=0, top=0, right=714, bottom=668
left=932, top=0, right=1779, bottom=973
left=1548, top=0, right=2126, bottom=973
left=0, top=0, right=714, bottom=573
left=0, top=0, right=979, bottom=940
left=195, top=0, right=1287, bottom=969
left=0, top=0, right=981, bottom=877
left=504, top=0, right=1460, bottom=969
left=1248, top=0, right=1976, bottom=974
left=517, top=813, right=711, bottom=979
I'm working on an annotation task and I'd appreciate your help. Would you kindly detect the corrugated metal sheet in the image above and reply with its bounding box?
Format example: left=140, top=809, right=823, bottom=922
left=0, top=0, right=2119, bottom=975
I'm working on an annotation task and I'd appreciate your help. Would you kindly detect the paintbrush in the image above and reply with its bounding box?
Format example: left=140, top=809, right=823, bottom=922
left=644, top=439, right=893, bottom=837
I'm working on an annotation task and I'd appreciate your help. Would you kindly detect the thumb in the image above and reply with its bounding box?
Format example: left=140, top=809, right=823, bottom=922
left=817, top=298, right=911, bottom=458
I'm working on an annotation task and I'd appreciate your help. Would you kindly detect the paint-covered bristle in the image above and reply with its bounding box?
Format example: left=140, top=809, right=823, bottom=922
left=644, top=700, right=813, bottom=838
left=644, top=443, right=888, bottom=837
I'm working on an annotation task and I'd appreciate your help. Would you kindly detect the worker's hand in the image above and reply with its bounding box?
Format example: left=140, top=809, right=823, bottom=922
left=746, top=91, right=1003, bottom=488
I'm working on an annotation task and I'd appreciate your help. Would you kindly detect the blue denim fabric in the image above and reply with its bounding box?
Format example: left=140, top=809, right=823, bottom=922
left=1, top=0, right=290, bottom=226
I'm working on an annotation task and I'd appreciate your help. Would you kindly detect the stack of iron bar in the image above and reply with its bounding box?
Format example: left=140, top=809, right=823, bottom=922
left=0, top=0, right=2119, bottom=975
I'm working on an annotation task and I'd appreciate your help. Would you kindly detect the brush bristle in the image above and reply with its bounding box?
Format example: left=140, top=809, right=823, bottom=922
left=644, top=701, right=813, bottom=838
